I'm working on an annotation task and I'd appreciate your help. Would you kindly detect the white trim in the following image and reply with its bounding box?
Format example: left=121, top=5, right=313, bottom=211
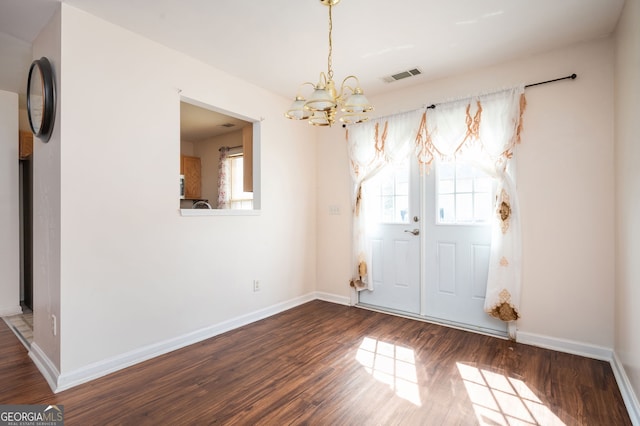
left=0, top=305, right=23, bottom=316
left=53, top=293, right=315, bottom=392
left=29, top=343, right=60, bottom=393
left=611, top=352, right=640, bottom=425
left=314, top=291, right=350, bottom=306
left=516, top=331, right=613, bottom=361
left=516, top=331, right=640, bottom=423
left=180, top=208, right=261, bottom=216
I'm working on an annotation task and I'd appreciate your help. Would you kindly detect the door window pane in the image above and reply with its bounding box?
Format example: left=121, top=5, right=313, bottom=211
left=455, top=193, right=473, bottom=222
left=436, top=160, right=494, bottom=225
left=367, top=162, right=410, bottom=224
left=439, top=179, right=455, bottom=194
left=474, top=193, right=493, bottom=222
left=438, top=194, right=455, bottom=222
left=457, top=179, right=473, bottom=193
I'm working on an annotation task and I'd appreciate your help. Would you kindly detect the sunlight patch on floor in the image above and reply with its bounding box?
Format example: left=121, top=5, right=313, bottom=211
left=356, top=336, right=421, bottom=406
left=456, top=362, right=566, bottom=426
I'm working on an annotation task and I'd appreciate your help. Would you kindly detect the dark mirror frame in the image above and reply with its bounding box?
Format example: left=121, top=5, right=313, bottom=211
left=27, top=57, right=56, bottom=143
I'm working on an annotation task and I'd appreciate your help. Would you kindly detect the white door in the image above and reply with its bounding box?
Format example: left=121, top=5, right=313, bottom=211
left=359, top=158, right=507, bottom=335
left=422, top=160, right=506, bottom=333
left=358, top=160, right=421, bottom=314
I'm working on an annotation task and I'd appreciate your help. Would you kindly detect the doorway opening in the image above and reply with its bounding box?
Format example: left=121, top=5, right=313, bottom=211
left=5, top=131, right=35, bottom=348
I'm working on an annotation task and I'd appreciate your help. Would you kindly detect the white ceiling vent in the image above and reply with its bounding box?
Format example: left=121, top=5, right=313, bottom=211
left=382, top=68, right=422, bottom=83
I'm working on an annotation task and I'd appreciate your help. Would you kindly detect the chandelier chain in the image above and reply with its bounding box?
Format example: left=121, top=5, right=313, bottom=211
left=327, top=4, right=334, bottom=81
left=284, top=0, right=373, bottom=126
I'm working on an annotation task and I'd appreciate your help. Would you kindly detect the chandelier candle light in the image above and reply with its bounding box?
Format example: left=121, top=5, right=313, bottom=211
left=285, top=0, right=373, bottom=127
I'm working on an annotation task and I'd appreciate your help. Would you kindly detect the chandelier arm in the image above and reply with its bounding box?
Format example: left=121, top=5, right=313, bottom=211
left=316, top=72, right=328, bottom=88
left=297, top=81, right=317, bottom=95
left=342, top=75, right=361, bottom=85
left=338, top=76, right=362, bottom=99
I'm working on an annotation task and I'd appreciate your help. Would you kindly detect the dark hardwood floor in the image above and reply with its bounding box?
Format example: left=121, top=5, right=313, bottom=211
left=0, top=300, right=631, bottom=425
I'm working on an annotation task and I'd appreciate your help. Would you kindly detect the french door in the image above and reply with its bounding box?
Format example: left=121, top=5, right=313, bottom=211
left=358, top=161, right=421, bottom=314
left=358, top=158, right=507, bottom=335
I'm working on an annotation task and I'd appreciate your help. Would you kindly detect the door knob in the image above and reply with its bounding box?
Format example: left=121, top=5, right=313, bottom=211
left=404, top=229, right=420, bottom=236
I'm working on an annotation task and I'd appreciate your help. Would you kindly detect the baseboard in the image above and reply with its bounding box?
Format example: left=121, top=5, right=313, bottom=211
left=611, top=352, right=640, bottom=425
left=54, top=293, right=316, bottom=392
left=314, top=291, right=350, bottom=306
left=0, top=305, right=23, bottom=316
left=516, top=331, right=613, bottom=361
left=517, top=331, right=640, bottom=424
left=29, top=342, right=60, bottom=393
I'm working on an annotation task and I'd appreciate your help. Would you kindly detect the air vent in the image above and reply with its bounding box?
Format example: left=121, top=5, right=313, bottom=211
left=382, top=67, right=422, bottom=83
left=220, top=123, right=236, bottom=128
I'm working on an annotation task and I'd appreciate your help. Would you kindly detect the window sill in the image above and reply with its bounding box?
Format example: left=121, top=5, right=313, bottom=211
left=180, top=209, right=261, bottom=217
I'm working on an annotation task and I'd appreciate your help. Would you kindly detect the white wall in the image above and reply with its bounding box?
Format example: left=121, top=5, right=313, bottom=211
left=317, top=37, right=616, bottom=348
left=31, top=8, right=62, bottom=370
left=0, top=90, right=20, bottom=316
left=34, top=4, right=317, bottom=374
left=315, top=125, right=352, bottom=303
left=615, top=0, right=640, bottom=405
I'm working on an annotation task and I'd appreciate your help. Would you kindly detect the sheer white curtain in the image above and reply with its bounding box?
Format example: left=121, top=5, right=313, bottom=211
left=346, top=110, right=423, bottom=290
left=217, top=147, right=230, bottom=209
left=347, top=86, right=527, bottom=331
left=416, top=86, right=527, bottom=326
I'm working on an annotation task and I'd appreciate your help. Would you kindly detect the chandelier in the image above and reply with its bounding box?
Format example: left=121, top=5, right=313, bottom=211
left=285, top=0, right=373, bottom=127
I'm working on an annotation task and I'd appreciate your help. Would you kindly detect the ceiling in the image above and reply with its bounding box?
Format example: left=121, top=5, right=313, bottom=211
left=0, top=0, right=625, bottom=135
left=180, top=101, right=250, bottom=141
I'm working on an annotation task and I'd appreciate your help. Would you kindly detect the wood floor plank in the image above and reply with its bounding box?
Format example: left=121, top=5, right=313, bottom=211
left=0, top=300, right=632, bottom=425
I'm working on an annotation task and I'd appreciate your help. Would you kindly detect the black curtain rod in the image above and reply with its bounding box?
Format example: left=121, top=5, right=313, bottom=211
left=218, top=144, right=242, bottom=152
left=525, top=73, right=577, bottom=88
left=425, top=73, right=577, bottom=109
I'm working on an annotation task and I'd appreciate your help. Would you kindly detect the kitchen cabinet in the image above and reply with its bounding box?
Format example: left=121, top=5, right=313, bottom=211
left=19, top=131, right=33, bottom=159
left=180, top=155, right=201, bottom=199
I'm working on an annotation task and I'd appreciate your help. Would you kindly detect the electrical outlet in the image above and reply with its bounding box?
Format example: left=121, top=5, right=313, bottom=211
left=51, top=314, right=57, bottom=336
left=253, top=280, right=261, bottom=292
